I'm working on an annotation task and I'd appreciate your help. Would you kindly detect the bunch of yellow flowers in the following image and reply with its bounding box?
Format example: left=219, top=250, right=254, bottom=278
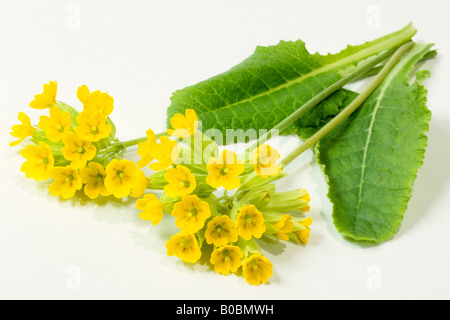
left=135, top=109, right=312, bottom=285
left=10, top=82, right=312, bottom=286
left=10, top=81, right=147, bottom=200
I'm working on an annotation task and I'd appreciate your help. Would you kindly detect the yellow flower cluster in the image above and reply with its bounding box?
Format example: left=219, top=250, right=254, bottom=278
left=135, top=109, right=313, bottom=285
left=10, top=84, right=313, bottom=286
left=10, top=81, right=146, bottom=200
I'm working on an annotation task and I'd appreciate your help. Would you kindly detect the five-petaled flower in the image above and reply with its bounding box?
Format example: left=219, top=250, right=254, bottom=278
left=163, top=165, right=196, bottom=198
left=20, top=142, right=54, bottom=181
left=61, top=132, right=97, bottom=169
left=104, top=159, right=143, bottom=198
left=273, top=214, right=293, bottom=241
left=206, top=150, right=244, bottom=190
left=167, top=108, right=199, bottom=138
left=242, top=254, right=273, bottom=285
left=79, top=162, right=111, bottom=199
left=171, top=194, right=211, bottom=233
left=252, top=144, right=281, bottom=178
left=10, top=112, right=36, bottom=146
left=296, top=217, right=313, bottom=244
left=136, top=193, right=165, bottom=225
left=210, top=245, right=243, bottom=276
left=137, top=129, right=157, bottom=168
left=48, top=165, right=82, bottom=199
left=204, top=215, right=238, bottom=247
left=149, top=136, right=178, bottom=171
left=77, top=84, right=114, bottom=116
left=38, top=106, right=71, bottom=142
left=165, top=232, right=202, bottom=264
left=236, top=205, right=266, bottom=240
left=29, top=81, right=57, bottom=109
left=74, top=110, right=112, bottom=142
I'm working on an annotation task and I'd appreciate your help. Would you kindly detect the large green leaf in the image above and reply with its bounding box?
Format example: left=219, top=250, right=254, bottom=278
left=316, top=43, right=433, bottom=242
left=167, top=24, right=416, bottom=142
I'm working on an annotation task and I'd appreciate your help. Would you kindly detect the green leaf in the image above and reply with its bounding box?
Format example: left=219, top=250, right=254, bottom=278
left=167, top=24, right=416, bottom=142
left=316, top=43, right=433, bottom=242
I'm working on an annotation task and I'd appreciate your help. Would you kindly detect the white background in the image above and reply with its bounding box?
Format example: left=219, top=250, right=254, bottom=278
left=1, top=0, right=449, bottom=300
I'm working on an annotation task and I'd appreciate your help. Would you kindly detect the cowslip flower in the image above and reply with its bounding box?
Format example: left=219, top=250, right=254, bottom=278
left=149, top=136, right=178, bottom=171
left=74, top=111, right=111, bottom=142
left=61, top=132, right=96, bottom=169
left=236, top=205, right=266, bottom=240
left=251, top=144, right=281, bottom=178
left=38, top=106, right=71, bottom=142
left=137, top=129, right=157, bottom=168
left=210, top=245, right=243, bottom=275
left=165, top=232, right=201, bottom=263
left=48, top=165, right=82, bottom=199
left=10, top=112, right=36, bottom=146
left=296, top=218, right=313, bottom=244
left=129, top=168, right=148, bottom=198
left=300, top=189, right=311, bottom=212
left=206, top=150, right=244, bottom=190
left=273, top=214, right=293, bottom=241
left=29, top=81, right=57, bottom=109
left=205, top=215, right=238, bottom=247
left=136, top=193, right=165, bottom=225
left=242, top=254, right=273, bottom=285
left=77, top=85, right=114, bottom=116
left=104, top=159, right=143, bottom=198
left=79, top=162, right=111, bottom=199
left=163, top=165, right=196, bottom=198
left=171, top=195, right=211, bottom=232
left=167, top=109, right=198, bottom=138
left=20, top=142, right=54, bottom=181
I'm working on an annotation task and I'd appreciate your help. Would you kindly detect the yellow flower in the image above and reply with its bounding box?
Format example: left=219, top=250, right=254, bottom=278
left=74, top=111, right=112, bottom=142
left=165, top=232, right=201, bottom=263
left=137, top=129, right=157, bottom=168
left=10, top=112, right=36, bottom=146
left=273, top=214, right=293, bottom=241
left=210, top=245, right=243, bottom=275
left=136, top=193, right=165, bottom=225
left=48, top=165, right=82, bottom=199
left=77, top=85, right=114, bottom=116
left=236, top=205, right=266, bottom=240
left=149, top=136, right=178, bottom=171
left=242, top=254, right=273, bottom=285
left=29, top=81, right=57, bottom=109
left=20, top=142, right=54, bottom=181
left=172, top=195, right=211, bottom=232
left=104, top=159, right=142, bottom=198
left=206, top=150, right=244, bottom=190
left=296, top=218, right=313, bottom=244
left=205, top=215, right=238, bottom=247
left=61, top=132, right=97, bottom=169
left=129, top=168, right=148, bottom=198
left=38, top=107, right=71, bottom=142
left=300, top=189, right=311, bottom=212
left=163, top=165, right=196, bottom=198
left=167, top=109, right=199, bottom=138
left=251, top=144, right=281, bottom=178
left=79, top=162, right=111, bottom=199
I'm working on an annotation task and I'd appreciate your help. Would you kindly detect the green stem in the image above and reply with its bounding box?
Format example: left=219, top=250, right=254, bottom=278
left=280, top=41, right=415, bottom=167
left=247, top=47, right=397, bottom=152
left=117, top=131, right=168, bottom=148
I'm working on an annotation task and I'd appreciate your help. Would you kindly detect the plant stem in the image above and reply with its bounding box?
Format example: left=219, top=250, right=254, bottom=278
left=119, top=131, right=168, bottom=148
left=247, top=46, right=397, bottom=152
left=280, top=41, right=415, bottom=167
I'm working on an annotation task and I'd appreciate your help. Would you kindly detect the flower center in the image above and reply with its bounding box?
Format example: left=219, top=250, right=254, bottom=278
left=219, top=167, right=229, bottom=176
left=224, top=256, right=230, bottom=262
left=65, top=174, right=74, bottom=183
left=244, top=214, right=252, bottom=224
left=179, top=239, right=191, bottom=248
left=187, top=207, right=198, bottom=218
left=77, top=146, right=85, bottom=154
left=56, top=124, right=65, bottom=133
left=116, top=170, right=125, bottom=178
left=91, top=126, right=99, bottom=135
left=96, top=173, right=104, bottom=182
left=38, top=157, right=49, bottom=165
left=179, top=180, right=190, bottom=188
left=215, top=225, right=223, bottom=233
left=251, top=259, right=259, bottom=270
